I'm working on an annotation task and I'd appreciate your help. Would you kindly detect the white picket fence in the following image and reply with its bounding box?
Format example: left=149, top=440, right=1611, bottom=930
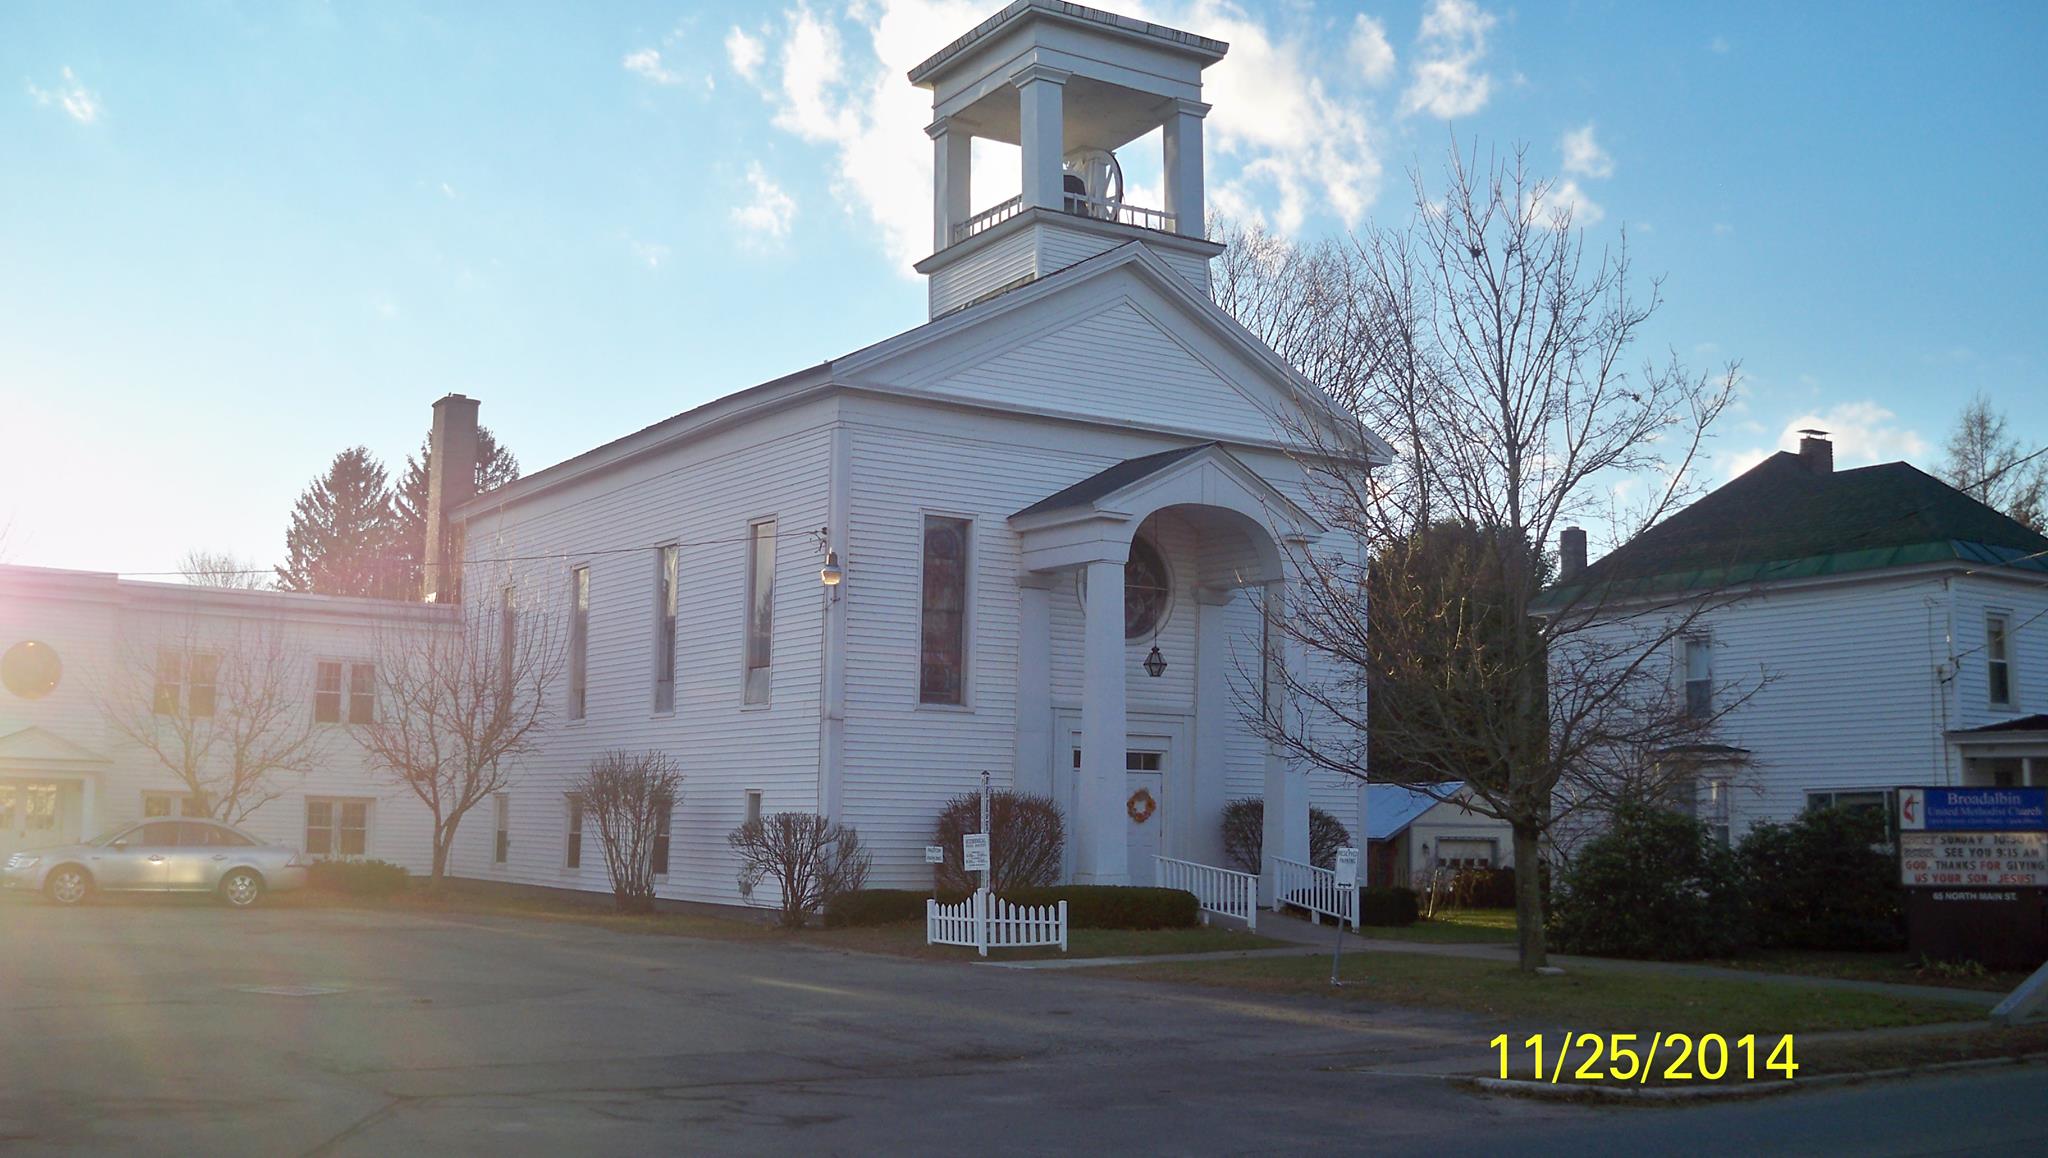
left=926, top=889, right=1069, bottom=956
left=1154, top=856, right=1259, bottom=931
left=1274, top=857, right=1358, bottom=928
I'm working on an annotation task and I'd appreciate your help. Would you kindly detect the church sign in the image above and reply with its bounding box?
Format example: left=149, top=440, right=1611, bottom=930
left=1897, top=787, right=2048, bottom=969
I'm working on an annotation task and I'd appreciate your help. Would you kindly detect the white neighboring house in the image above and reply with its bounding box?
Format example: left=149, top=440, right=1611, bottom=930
left=1361, top=782, right=1516, bottom=889
left=0, top=566, right=446, bottom=867
left=1541, top=432, right=2048, bottom=846
left=1, top=4, right=1388, bottom=909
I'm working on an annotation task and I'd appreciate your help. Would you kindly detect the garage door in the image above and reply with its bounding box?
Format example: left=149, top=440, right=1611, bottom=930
left=1436, top=839, right=1495, bottom=869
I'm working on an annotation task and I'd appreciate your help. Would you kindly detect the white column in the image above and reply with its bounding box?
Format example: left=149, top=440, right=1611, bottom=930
left=1077, top=557, right=1128, bottom=884
left=1161, top=99, right=1209, bottom=237
left=1014, top=65, right=1069, bottom=213
left=1260, top=579, right=1308, bottom=906
left=1014, top=575, right=1054, bottom=800
left=929, top=117, right=972, bottom=251
left=816, top=423, right=849, bottom=820
left=1192, top=586, right=1233, bottom=868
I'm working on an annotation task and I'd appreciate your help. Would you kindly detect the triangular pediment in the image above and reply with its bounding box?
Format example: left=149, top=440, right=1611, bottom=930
left=0, top=725, right=110, bottom=765
left=835, top=244, right=1392, bottom=459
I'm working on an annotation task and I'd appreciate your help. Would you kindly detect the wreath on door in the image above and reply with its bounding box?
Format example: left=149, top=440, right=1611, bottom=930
left=1126, top=787, right=1158, bottom=824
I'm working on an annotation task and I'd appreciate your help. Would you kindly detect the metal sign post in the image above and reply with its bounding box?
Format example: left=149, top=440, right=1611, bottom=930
left=979, top=770, right=992, bottom=896
left=1331, top=847, right=1360, bottom=986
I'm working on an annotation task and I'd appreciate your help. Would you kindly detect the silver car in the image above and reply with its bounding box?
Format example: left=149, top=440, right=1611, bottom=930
left=2, top=818, right=309, bottom=908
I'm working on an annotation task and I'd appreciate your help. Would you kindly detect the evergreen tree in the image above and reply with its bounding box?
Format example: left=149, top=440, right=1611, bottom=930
left=388, top=426, right=519, bottom=597
left=275, top=447, right=400, bottom=597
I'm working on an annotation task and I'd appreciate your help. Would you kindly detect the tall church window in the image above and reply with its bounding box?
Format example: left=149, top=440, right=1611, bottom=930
left=920, top=516, right=970, bottom=704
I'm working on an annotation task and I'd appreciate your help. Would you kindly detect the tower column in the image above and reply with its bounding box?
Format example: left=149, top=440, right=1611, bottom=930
left=1013, top=65, right=1069, bottom=213
left=928, top=116, right=972, bottom=251
left=1162, top=99, right=1210, bottom=238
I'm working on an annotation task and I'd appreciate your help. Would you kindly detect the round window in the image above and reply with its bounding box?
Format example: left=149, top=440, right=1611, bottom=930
left=1123, top=536, right=1171, bottom=640
left=1, top=640, right=62, bottom=699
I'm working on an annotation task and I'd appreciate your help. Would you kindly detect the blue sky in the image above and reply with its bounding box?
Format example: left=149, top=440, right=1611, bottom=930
left=4, top=0, right=2045, bottom=576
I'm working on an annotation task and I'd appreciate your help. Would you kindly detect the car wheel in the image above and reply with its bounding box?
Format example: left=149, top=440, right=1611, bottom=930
left=44, top=866, right=92, bottom=906
left=219, top=869, right=264, bottom=909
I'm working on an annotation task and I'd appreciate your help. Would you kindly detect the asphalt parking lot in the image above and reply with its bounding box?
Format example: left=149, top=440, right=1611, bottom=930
left=3, top=896, right=2046, bottom=1156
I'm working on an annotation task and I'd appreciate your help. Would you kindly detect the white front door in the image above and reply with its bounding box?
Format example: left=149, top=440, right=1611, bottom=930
left=1125, top=748, right=1166, bottom=885
left=1, top=780, right=78, bottom=859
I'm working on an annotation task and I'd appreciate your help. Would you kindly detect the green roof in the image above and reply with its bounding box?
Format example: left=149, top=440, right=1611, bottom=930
left=1538, top=452, right=2048, bottom=607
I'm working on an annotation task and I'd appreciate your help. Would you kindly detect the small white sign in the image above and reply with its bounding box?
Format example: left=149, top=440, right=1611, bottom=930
left=962, top=833, right=991, bottom=872
left=1333, top=846, right=1360, bottom=888
left=924, top=845, right=945, bottom=865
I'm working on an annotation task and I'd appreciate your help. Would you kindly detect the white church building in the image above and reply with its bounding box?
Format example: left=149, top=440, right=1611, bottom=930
left=1, top=2, right=1388, bottom=909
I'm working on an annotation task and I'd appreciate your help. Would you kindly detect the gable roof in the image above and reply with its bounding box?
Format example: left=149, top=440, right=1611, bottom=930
left=0, top=726, right=109, bottom=766
left=1013, top=443, right=1214, bottom=519
left=1364, top=782, right=1464, bottom=841
left=1544, top=452, right=2048, bottom=604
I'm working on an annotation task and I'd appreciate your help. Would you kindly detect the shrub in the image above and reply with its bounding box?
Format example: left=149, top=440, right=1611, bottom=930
left=1738, top=805, right=1904, bottom=951
left=571, top=750, right=683, bottom=913
left=728, top=812, right=873, bottom=929
left=307, top=858, right=410, bottom=898
left=1549, top=805, right=1752, bottom=960
left=1359, top=886, right=1420, bottom=927
left=1002, top=885, right=1200, bottom=929
left=1220, top=798, right=1354, bottom=873
left=823, top=889, right=935, bottom=928
left=931, top=791, right=1064, bottom=893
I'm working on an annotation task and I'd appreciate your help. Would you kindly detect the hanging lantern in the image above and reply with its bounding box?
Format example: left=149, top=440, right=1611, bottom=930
left=1143, top=644, right=1168, bottom=678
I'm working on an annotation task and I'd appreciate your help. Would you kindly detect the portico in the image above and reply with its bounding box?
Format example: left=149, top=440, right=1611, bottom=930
left=1009, top=443, right=1322, bottom=899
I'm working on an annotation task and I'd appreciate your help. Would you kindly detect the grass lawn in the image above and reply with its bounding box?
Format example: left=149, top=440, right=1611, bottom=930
left=1700, top=949, right=2032, bottom=994
left=1363, top=907, right=1518, bottom=944
left=278, top=886, right=1281, bottom=960
left=1108, top=951, right=1966, bottom=1034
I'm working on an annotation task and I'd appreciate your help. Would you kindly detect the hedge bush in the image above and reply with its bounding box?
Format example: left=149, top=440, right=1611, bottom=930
left=1001, top=885, right=1200, bottom=930
left=824, top=888, right=959, bottom=928
left=1548, top=805, right=1752, bottom=960
left=1359, top=886, right=1420, bottom=927
left=306, top=858, right=411, bottom=898
left=1738, top=805, right=1904, bottom=951
left=1220, top=798, right=1354, bottom=873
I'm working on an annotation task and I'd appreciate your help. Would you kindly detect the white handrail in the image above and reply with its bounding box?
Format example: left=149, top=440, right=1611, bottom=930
left=1273, top=857, right=1358, bottom=929
left=1155, top=856, right=1258, bottom=931
left=951, top=196, right=1024, bottom=244
left=1061, top=192, right=1177, bottom=234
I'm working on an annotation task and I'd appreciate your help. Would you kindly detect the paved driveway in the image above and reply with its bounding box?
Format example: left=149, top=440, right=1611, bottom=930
left=1, top=897, right=2044, bottom=1156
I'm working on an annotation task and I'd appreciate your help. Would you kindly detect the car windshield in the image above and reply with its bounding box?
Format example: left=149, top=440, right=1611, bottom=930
left=85, top=826, right=135, bottom=847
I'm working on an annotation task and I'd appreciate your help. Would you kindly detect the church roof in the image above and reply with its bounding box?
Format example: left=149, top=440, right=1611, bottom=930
left=1540, top=452, right=2048, bottom=606
left=1364, top=782, right=1464, bottom=841
left=1012, top=443, right=1215, bottom=518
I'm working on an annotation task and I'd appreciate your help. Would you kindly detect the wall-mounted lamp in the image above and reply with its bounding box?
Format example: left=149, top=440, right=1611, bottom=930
left=819, top=551, right=845, bottom=587
left=1143, top=644, right=1168, bottom=678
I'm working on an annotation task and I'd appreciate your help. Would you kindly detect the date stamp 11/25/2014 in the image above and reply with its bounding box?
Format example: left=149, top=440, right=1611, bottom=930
left=1490, top=1032, right=1798, bottom=1084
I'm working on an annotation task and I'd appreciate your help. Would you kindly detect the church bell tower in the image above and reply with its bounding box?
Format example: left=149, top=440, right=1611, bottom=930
left=908, top=2, right=1228, bottom=319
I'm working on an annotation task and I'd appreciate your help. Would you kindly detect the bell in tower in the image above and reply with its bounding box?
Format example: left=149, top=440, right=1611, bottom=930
left=908, top=2, right=1228, bottom=319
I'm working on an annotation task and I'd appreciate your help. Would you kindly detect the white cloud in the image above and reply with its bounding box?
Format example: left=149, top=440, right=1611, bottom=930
left=731, top=162, right=797, bottom=245
left=726, top=27, right=766, bottom=82
left=1560, top=124, right=1613, bottom=179
left=629, top=239, right=672, bottom=269
left=623, top=47, right=689, bottom=86
left=1708, top=35, right=1731, bottom=54
left=439, top=182, right=459, bottom=200
left=1529, top=178, right=1603, bottom=228
left=1725, top=402, right=1931, bottom=479
left=1348, top=14, right=1396, bottom=86
left=1402, top=0, right=1496, bottom=119
left=26, top=66, right=100, bottom=124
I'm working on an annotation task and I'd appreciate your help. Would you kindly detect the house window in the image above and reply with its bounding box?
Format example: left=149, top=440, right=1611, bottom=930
left=154, top=650, right=219, bottom=718
left=920, top=516, right=970, bottom=705
left=1987, top=613, right=2014, bottom=707
left=305, top=798, right=370, bottom=858
left=1435, top=839, right=1496, bottom=870
left=315, top=661, right=375, bottom=724
left=745, top=789, right=763, bottom=826
left=651, top=795, right=673, bottom=877
left=493, top=794, right=510, bottom=865
left=143, top=791, right=206, bottom=818
left=1805, top=789, right=1889, bottom=817
left=565, top=794, right=584, bottom=869
left=568, top=567, right=590, bottom=720
left=1683, top=636, right=1713, bottom=719
left=1124, top=535, right=1171, bottom=639
left=655, top=544, right=680, bottom=713
left=744, top=520, right=775, bottom=705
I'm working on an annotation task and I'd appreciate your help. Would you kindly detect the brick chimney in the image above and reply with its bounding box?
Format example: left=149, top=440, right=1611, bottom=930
left=1560, top=526, right=1588, bottom=581
left=1797, top=428, right=1833, bottom=474
left=423, top=393, right=480, bottom=603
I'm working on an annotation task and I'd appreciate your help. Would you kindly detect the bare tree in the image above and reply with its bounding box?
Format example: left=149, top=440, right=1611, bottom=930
left=727, top=812, right=871, bottom=929
left=97, top=621, right=328, bottom=822
left=352, top=601, right=560, bottom=882
left=1939, top=393, right=2047, bottom=531
left=178, top=549, right=270, bottom=590
left=571, top=750, right=682, bottom=913
left=1243, top=145, right=1748, bottom=970
left=931, top=791, right=1063, bottom=894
